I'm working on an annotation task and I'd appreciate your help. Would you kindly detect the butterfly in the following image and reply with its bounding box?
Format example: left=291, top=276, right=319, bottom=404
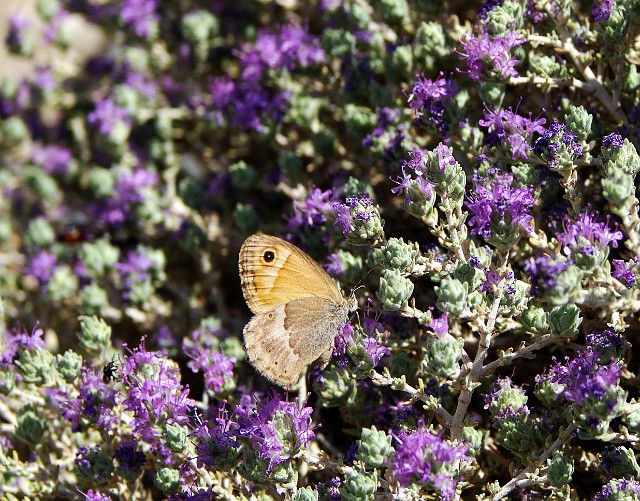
left=239, top=233, right=355, bottom=388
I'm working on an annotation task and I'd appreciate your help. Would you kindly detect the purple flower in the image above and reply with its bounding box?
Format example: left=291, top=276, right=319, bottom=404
left=185, top=345, right=235, bottom=394
left=114, top=248, right=156, bottom=299
left=125, top=72, right=158, bottom=99
left=391, top=425, right=471, bottom=500
left=612, top=258, right=637, bottom=288
left=407, top=74, right=458, bottom=135
left=84, top=490, right=113, bottom=501
left=120, top=343, right=196, bottom=442
left=195, top=402, right=240, bottom=470
left=333, top=322, right=354, bottom=366
left=602, top=131, right=624, bottom=148
left=479, top=108, right=546, bottom=160
left=120, top=0, right=158, bottom=38
left=209, top=76, right=287, bottom=132
left=31, top=143, right=73, bottom=175
left=25, top=251, right=58, bottom=283
left=114, top=441, right=146, bottom=479
left=91, top=168, right=158, bottom=226
left=289, top=187, right=337, bottom=229
left=533, top=119, right=584, bottom=171
left=324, top=253, right=344, bottom=277
left=541, top=346, right=622, bottom=408
left=525, top=0, right=547, bottom=22
left=587, top=329, right=628, bottom=363
left=239, top=24, right=325, bottom=78
left=556, top=210, right=622, bottom=255
left=429, top=312, right=449, bottom=338
left=47, top=369, right=118, bottom=432
left=43, top=9, right=69, bottom=45
left=466, top=173, right=535, bottom=239
left=362, top=299, right=385, bottom=337
left=459, top=30, right=523, bottom=83
left=6, top=14, right=30, bottom=50
left=117, top=168, right=158, bottom=203
left=594, top=479, right=640, bottom=500
left=87, top=97, right=131, bottom=135
left=116, top=249, right=154, bottom=282
left=362, top=337, right=390, bottom=366
left=209, top=23, right=322, bottom=132
left=484, top=377, right=530, bottom=419
left=402, top=149, right=426, bottom=175
left=333, top=194, right=373, bottom=235
left=1, top=326, right=46, bottom=366
left=237, top=393, right=315, bottom=472
left=523, top=254, right=571, bottom=297
left=593, top=0, right=614, bottom=22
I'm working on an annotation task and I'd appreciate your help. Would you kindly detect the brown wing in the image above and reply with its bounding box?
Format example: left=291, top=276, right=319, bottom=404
left=243, top=297, right=349, bottom=389
left=238, top=233, right=344, bottom=314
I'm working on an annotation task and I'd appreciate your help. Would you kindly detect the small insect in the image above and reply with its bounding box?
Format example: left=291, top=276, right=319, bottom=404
left=102, top=361, right=119, bottom=383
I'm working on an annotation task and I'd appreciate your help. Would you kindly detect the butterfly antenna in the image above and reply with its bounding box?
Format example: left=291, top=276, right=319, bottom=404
left=350, top=266, right=375, bottom=293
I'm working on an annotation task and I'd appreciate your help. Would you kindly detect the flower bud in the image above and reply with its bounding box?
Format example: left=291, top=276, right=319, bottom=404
left=15, top=404, right=46, bottom=446
left=16, top=346, right=55, bottom=384
left=547, top=451, right=574, bottom=486
left=233, top=203, right=259, bottom=233
left=341, top=466, right=378, bottom=501
left=3, top=116, right=29, bottom=143
left=372, top=237, right=416, bottom=272
left=56, top=350, right=83, bottom=382
left=87, top=168, right=115, bottom=198
left=344, top=104, right=377, bottom=139
left=548, top=304, right=582, bottom=338
left=597, top=3, right=629, bottom=41
left=47, top=265, right=79, bottom=302
left=435, top=277, right=468, bottom=316
left=291, top=487, right=319, bottom=501
left=36, top=0, right=60, bottom=20
left=595, top=478, right=640, bottom=500
left=314, top=366, right=357, bottom=408
left=25, top=217, right=55, bottom=247
left=484, top=0, right=525, bottom=36
left=453, top=262, right=484, bottom=291
left=279, top=150, right=302, bottom=179
left=78, top=316, right=112, bottom=353
left=182, top=10, right=219, bottom=45
left=25, top=167, right=61, bottom=205
left=80, top=284, right=109, bottom=314
left=461, top=426, right=484, bottom=457
left=356, top=426, right=394, bottom=469
left=602, top=138, right=640, bottom=176
left=495, top=415, right=536, bottom=454
left=388, top=45, right=413, bottom=83
left=518, top=303, right=549, bottom=334
left=602, top=170, right=635, bottom=207
left=564, top=105, right=592, bottom=142
left=164, top=423, right=188, bottom=453
left=0, top=367, right=15, bottom=394
left=380, top=0, right=409, bottom=25
left=600, top=446, right=640, bottom=479
left=80, top=239, right=120, bottom=277
left=377, top=269, right=414, bottom=311
left=322, top=28, right=356, bottom=59
left=421, top=335, right=463, bottom=378
left=154, top=467, right=180, bottom=493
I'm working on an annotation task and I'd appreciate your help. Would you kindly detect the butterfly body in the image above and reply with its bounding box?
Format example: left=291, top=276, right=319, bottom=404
left=239, top=233, right=353, bottom=388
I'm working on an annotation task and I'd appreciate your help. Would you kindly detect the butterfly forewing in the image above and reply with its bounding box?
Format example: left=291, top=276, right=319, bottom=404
left=239, top=233, right=343, bottom=313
